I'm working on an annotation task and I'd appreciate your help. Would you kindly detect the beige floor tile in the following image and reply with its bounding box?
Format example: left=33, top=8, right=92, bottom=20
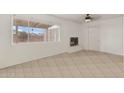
left=24, top=73, right=33, bottom=78
left=23, top=68, right=32, bottom=73
left=15, top=72, right=24, bottom=78
left=0, top=72, right=8, bottom=78
left=114, top=73, right=124, bottom=78
left=42, top=73, right=55, bottom=78
left=81, top=73, right=94, bottom=78
left=49, top=73, right=63, bottom=78
left=31, top=68, right=41, bottom=73
left=32, top=73, right=43, bottom=78
left=94, top=74, right=105, bottom=78
left=0, top=50, right=123, bottom=78
left=15, top=68, right=23, bottom=73
left=7, top=73, right=16, bottom=78
left=72, top=74, right=83, bottom=78
left=60, top=70, right=72, bottom=77
left=103, top=73, right=116, bottom=78
left=61, top=74, right=73, bottom=78
left=6, top=67, right=16, bottom=73
left=80, top=70, right=92, bottom=75
left=38, top=61, right=48, bottom=67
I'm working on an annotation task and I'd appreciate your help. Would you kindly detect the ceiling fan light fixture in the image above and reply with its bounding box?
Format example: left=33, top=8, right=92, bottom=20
left=85, top=18, right=91, bottom=22
left=85, top=14, right=92, bottom=23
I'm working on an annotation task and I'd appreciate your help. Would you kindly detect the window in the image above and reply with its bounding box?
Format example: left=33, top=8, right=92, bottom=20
left=13, top=19, right=29, bottom=43
left=12, top=15, right=60, bottom=44
left=47, top=25, right=60, bottom=42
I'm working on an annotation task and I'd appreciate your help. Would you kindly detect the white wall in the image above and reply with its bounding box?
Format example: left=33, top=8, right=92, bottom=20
left=0, top=14, right=82, bottom=68
left=81, top=16, right=123, bottom=56
left=100, top=16, right=123, bottom=55
left=123, top=15, right=124, bottom=56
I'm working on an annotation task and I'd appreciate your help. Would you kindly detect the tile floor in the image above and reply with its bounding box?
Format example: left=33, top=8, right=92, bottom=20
left=0, top=50, right=123, bottom=78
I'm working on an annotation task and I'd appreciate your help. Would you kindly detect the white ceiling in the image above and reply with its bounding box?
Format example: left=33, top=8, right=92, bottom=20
left=52, top=14, right=122, bottom=23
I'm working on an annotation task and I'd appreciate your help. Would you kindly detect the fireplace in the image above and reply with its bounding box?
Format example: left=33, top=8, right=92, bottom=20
left=70, top=37, right=78, bottom=46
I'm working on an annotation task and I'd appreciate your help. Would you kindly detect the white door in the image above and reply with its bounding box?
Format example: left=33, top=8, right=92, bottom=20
left=88, top=27, right=100, bottom=51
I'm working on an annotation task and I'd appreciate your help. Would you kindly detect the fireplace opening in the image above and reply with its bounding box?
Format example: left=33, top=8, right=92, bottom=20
left=70, top=37, right=78, bottom=46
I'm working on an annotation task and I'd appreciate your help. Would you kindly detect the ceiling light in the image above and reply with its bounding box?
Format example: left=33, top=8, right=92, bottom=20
left=85, top=14, right=92, bottom=23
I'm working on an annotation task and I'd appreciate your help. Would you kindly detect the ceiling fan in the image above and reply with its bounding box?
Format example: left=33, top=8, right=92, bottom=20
left=84, top=14, right=100, bottom=23
left=84, top=14, right=92, bottom=22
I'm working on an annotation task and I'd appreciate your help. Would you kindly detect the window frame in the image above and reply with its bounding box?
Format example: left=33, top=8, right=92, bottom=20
left=11, top=15, right=61, bottom=46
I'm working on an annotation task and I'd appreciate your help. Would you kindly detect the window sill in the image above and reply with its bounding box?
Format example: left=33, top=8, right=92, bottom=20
left=11, top=41, right=61, bottom=46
